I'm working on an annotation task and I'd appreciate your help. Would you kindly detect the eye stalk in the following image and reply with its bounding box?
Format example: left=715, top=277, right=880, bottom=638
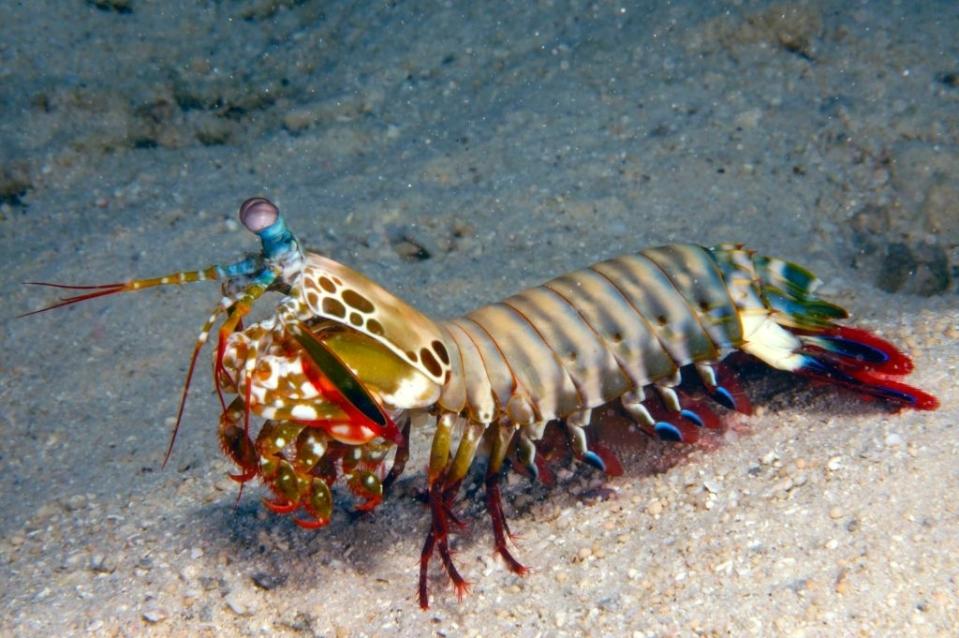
left=239, top=197, right=280, bottom=234
left=238, top=197, right=300, bottom=263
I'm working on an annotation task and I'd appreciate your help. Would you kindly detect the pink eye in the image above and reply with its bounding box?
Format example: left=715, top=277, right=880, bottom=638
left=239, top=197, right=279, bottom=233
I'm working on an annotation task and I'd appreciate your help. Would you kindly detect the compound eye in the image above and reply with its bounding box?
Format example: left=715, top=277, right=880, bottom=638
left=239, top=197, right=279, bottom=233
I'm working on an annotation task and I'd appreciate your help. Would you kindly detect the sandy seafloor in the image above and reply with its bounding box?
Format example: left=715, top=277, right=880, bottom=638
left=1, top=1, right=957, bottom=636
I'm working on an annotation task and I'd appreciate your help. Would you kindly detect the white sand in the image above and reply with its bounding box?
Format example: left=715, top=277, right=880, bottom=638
left=1, top=1, right=956, bottom=636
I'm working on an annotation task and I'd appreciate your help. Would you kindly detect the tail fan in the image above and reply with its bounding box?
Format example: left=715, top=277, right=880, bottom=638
left=795, top=326, right=938, bottom=410
left=745, top=251, right=937, bottom=411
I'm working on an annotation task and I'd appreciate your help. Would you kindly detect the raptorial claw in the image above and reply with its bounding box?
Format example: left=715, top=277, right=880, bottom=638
left=262, top=497, right=298, bottom=514
left=293, top=515, right=330, bottom=530
left=353, top=495, right=383, bottom=512
left=229, top=467, right=258, bottom=483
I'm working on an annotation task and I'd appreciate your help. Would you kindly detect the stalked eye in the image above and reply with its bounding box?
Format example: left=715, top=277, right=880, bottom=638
left=239, top=197, right=279, bottom=233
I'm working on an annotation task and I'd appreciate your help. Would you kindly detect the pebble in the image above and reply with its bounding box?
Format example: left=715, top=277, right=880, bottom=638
left=554, top=610, right=566, bottom=628
left=89, top=553, right=117, bottom=574
left=884, top=433, right=904, bottom=447
left=646, top=498, right=664, bottom=516
left=282, top=106, right=323, bottom=132
left=90, top=0, right=131, bottom=13
left=734, top=108, right=763, bottom=129
left=224, top=589, right=257, bottom=616
left=835, top=571, right=850, bottom=594
left=62, top=494, right=87, bottom=512
left=769, top=477, right=793, bottom=496
left=251, top=571, right=286, bottom=591
left=142, top=607, right=167, bottom=623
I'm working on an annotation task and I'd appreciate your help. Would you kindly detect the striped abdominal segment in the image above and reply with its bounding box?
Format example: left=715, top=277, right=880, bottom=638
left=440, top=245, right=747, bottom=433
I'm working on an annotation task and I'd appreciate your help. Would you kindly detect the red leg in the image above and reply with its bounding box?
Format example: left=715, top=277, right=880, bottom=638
left=382, top=418, right=412, bottom=493
left=441, top=480, right=466, bottom=530
left=437, top=540, right=470, bottom=600
left=418, top=479, right=470, bottom=608
left=418, top=530, right=436, bottom=609
left=431, top=482, right=469, bottom=595
left=484, top=472, right=528, bottom=575
left=229, top=467, right=258, bottom=482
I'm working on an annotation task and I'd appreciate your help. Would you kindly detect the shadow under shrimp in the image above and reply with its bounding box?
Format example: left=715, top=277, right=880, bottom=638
left=187, top=469, right=433, bottom=573
left=168, top=355, right=918, bottom=610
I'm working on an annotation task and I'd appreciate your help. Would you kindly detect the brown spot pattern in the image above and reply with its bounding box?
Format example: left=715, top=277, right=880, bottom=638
left=405, top=350, right=418, bottom=363
left=306, top=290, right=320, bottom=308
left=322, top=297, right=346, bottom=318
left=319, top=276, right=336, bottom=293
left=431, top=339, right=450, bottom=365
left=367, top=319, right=385, bottom=336
left=341, top=289, right=375, bottom=313
left=349, top=312, right=363, bottom=327
left=419, top=347, right=442, bottom=377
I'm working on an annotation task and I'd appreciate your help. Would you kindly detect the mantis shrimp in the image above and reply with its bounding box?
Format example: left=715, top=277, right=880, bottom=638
left=26, top=197, right=938, bottom=607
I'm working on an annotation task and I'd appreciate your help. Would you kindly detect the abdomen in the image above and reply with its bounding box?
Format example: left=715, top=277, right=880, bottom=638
left=439, top=244, right=745, bottom=425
